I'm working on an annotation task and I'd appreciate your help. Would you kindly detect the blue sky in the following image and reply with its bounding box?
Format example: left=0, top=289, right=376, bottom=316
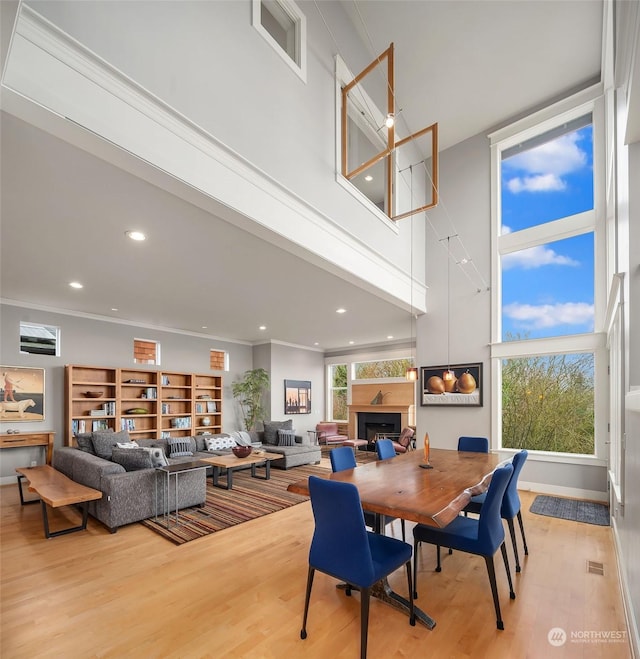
left=501, top=125, right=594, bottom=340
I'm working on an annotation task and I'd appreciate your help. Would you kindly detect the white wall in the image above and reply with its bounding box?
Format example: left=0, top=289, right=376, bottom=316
left=25, top=0, right=417, bottom=267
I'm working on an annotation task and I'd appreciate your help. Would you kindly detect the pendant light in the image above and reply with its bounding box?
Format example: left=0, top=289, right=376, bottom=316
left=442, top=235, right=457, bottom=391
left=406, top=164, right=418, bottom=381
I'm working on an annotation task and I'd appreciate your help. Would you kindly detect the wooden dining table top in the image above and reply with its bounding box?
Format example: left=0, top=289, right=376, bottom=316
left=288, top=448, right=502, bottom=528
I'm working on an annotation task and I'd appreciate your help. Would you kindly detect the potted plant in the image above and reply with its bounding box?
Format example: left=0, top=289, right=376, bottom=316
left=231, top=368, right=270, bottom=431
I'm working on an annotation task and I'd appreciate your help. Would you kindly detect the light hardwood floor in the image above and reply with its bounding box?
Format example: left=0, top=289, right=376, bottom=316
left=0, top=480, right=632, bottom=658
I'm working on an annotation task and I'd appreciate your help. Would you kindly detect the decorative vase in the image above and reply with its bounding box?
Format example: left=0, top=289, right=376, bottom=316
left=202, top=416, right=211, bottom=427
left=423, top=432, right=430, bottom=463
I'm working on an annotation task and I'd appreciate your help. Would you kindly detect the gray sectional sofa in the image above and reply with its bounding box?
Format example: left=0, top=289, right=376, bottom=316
left=53, top=426, right=321, bottom=532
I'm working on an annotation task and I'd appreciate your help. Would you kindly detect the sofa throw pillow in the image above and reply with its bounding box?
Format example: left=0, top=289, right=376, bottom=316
left=168, top=437, right=194, bottom=457
left=277, top=429, right=297, bottom=446
left=140, top=446, right=169, bottom=467
left=116, top=441, right=140, bottom=449
left=75, top=432, right=96, bottom=455
left=263, top=420, right=293, bottom=445
left=92, top=430, right=131, bottom=460
left=111, top=447, right=154, bottom=471
left=205, top=436, right=236, bottom=451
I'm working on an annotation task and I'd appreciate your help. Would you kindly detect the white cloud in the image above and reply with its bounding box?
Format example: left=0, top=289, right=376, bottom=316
left=506, top=174, right=566, bottom=193
left=502, top=244, right=579, bottom=270
left=504, top=302, right=594, bottom=330
left=504, top=132, right=589, bottom=193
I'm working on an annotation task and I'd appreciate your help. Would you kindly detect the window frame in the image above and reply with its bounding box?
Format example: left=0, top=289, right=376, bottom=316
left=252, top=0, right=307, bottom=83
left=19, top=321, right=60, bottom=356
left=489, top=87, right=608, bottom=463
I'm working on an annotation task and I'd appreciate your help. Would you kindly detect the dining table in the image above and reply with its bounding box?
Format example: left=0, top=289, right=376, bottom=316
left=287, top=447, right=502, bottom=629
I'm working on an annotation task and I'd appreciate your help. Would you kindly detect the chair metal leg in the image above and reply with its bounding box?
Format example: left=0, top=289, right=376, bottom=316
left=401, top=518, right=406, bottom=542
left=500, top=542, right=516, bottom=600
left=506, top=517, right=521, bottom=572
left=517, top=510, right=529, bottom=555
left=436, top=545, right=442, bottom=572
left=300, top=567, right=315, bottom=640
left=483, top=555, right=504, bottom=630
left=405, top=560, right=416, bottom=626
left=360, top=586, right=370, bottom=659
left=413, top=540, right=420, bottom=599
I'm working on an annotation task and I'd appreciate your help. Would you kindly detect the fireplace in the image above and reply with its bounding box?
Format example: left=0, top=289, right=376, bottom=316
left=358, top=412, right=401, bottom=442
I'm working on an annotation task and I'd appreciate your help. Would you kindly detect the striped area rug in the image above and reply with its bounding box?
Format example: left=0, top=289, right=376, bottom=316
left=141, top=463, right=329, bottom=545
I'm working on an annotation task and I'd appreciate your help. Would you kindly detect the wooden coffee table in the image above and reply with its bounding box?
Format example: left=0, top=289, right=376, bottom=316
left=199, top=451, right=282, bottom=489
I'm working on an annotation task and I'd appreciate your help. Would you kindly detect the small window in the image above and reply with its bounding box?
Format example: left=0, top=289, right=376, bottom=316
left=134, top=339, right=160, bottom=365
left=210, top=349, right=228, bottom=371
left=20, top=322, right=60, bottom=356
left=252, top=0, right=306, bottom=82
left=328, top=364, right=347, bottom=422
left=354, top=358, right=414, bottom=379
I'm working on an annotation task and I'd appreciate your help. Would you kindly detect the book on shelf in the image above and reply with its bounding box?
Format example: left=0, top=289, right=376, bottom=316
left=161, top=431, right=171, bottom=438
left=195, top=402, right=204, bottom=414
left=161, top=375, right=170, bottom=385
left=89, top=409, right=105, bottom=417
left=120, top=418, right=136, bottom=431
left=72, top=419, right=87, bottom=435
left=145, top=387, right=157, bottom=399
left=170, top=416, right=191, bottom=429
left=161, top=403, right=171, bottom=414
left=92, top=419, right=109, bottom=431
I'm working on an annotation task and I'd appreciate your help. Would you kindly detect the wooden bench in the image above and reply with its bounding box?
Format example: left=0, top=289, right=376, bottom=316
left=16, top=465, right=102, bottom=539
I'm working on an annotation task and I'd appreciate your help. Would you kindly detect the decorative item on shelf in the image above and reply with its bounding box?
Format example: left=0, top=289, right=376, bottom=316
left=232, top=445, right=253, bottom=458
left=126, top=408, right=148, bottom=414
left=197, top=394, right=212, bottom=399
left=125, top=379, right=146, bottom=384
left=83, top=391, right=103, bottom=398
left=370, top=390, right=387, bottom=405
left=201, top=416, right=211, bottom=427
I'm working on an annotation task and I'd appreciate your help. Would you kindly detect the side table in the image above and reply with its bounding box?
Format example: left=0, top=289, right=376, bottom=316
left=155, top=460, right=208, bottom=529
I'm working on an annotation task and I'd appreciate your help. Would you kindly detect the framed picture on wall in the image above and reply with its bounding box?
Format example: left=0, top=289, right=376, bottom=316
left=284, top=380, right=311, bottom=414
left=0, top=366, right=45, bottom=421
left=420, top=362, right=483, bottom=407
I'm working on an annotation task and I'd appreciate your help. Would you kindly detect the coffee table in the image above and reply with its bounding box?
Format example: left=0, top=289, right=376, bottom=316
left=199, top=451, right=282, bottom=490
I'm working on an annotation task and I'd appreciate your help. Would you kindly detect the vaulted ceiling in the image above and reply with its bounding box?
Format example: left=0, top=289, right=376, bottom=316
left=0, top=1, right=604, bottom=351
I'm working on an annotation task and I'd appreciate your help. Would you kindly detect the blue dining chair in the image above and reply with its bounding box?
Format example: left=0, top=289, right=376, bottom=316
left=412, top=462, right=516, bottom=630
left=301, top=475, right=415, bottom=658
left=330, top=447, right=405, bottom=541
left=464, top=449, right=529, bottom=572
left=376, top=438, right=396, bottom=460
left=458, top=436, right=490, bottom=453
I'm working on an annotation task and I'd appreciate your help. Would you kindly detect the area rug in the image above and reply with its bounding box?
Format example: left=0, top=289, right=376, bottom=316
left=142, top=463, right=328, bottom=545
left=530, top=495, right=610, bottom=526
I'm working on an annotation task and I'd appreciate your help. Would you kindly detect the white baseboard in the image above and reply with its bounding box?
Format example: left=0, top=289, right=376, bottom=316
left=611, top=517, right=640, bottom=658
left=518, top=480, right=609, bottom=503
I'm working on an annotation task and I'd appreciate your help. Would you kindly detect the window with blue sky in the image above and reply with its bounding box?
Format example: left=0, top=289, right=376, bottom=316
left=500, top=118, right=594, bottom=341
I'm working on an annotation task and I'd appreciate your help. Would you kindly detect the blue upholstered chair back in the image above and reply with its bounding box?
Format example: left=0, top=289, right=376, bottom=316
left=376, top=438, right=396, bottom=460
left=308, top=476, right=374, bottom=587
left=458, top=436, right=489, bottom=453
left=501, top=450, right=528, bottom=519
left=477, top=463, right=513, bottom=552
left=330, top=446, right=357, bottom=473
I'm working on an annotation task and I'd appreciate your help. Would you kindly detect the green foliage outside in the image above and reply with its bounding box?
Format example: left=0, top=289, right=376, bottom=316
left=331, top=364, right=347, bottom=421
left=502, top=352, right=594, bottom=454
left=354, top=358, right=413, bottom=379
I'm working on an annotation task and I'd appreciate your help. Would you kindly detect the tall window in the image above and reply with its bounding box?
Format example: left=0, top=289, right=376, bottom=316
left=491, top=93, right=604, bottom=456
left=328, top=364, right=347, bottom=422
left=354, top=358, right=414, bottom=379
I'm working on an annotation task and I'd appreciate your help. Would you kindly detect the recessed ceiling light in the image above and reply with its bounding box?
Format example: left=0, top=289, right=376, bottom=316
left=125, top=230, right=146, bottom=241
left=111, top=308, right=119, bottom=312
left=69, top=281, right=83, bottom=289
left=349, top=340, right=355, bottom=345
left=364, top=175, right=373, bottom=182
left=259, top=325, right=267, bottom=331
left=336, top=308, right=346, bottom=314
left=387, top=335, right=394, bottom=339
left=201, top=326, right=208, bottom=329
left=314, top=342, right=319, bottom=346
